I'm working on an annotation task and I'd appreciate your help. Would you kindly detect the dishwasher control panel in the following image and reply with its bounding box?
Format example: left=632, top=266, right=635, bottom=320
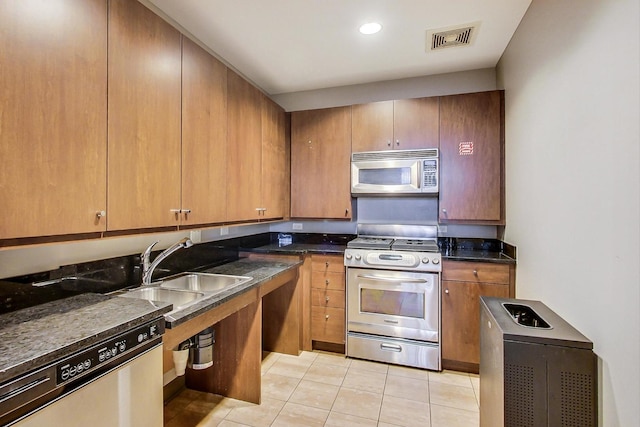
left=55, top=318, right=164, bottom=385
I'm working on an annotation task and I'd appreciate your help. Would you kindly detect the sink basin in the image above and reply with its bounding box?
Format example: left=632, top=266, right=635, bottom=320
left=120, top=287, right=205, bottom=309
left=159, top=272, right=252, bottom=293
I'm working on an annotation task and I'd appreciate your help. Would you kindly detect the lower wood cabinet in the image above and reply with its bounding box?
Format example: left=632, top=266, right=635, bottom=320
left=441, top=260, right=515, bottom=373
left=310, top=255, right=346, bottom=346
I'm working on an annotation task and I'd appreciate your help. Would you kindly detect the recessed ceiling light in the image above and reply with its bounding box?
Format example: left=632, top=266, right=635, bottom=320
left=359, top=22, right=382, bottom=35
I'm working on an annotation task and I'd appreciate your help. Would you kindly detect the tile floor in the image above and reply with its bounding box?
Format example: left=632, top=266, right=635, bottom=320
left=164, top=351, right=480, bottom=427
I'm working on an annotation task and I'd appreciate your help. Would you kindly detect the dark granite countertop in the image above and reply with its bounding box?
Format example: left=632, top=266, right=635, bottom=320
left=0, top=294, right=171, bottom=384
left=442, top=249, right=516, bottom=264
left=247, top=242, right=347, bottom=255
left=159, top=258, right=302, bottom=329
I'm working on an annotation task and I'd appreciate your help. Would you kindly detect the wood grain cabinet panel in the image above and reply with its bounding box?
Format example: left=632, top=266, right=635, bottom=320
left=226, top=71, right=263, bottom=221
left=439, top=90, right=504, bottom=224
left=107, top=0, right=182, bottom=230
left=351, top=97, right=439, bottom=152
left=291, top=107, right=352, bottom=219
left=310, top=255, right=345, bottom=345
left=441, top=259, right=514, bottom=373
left=260, top=96, right=287, bottom=220
left=0, top=0, right=108, bottom=239
left=181, top=36, right=228, bottom=225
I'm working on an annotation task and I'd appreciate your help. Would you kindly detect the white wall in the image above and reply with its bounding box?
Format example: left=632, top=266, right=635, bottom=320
left=497, top=0, right=640, bottom=425
left=272, top=68, right=497, bottom=111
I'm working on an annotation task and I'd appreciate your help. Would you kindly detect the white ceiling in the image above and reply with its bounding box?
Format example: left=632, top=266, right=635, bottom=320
left=147, top=0, right=532, bottom=95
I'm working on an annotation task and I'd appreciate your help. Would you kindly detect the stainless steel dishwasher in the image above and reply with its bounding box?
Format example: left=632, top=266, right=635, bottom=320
left=0, top=318, right=165, bottom=427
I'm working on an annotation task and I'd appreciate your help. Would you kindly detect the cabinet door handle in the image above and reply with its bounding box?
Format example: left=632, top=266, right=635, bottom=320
left=442, top=208, right=447, bottom=213
left=395, top=139, right=400, bottom=146
left=96, top=210, right=106, bottom=218
left=170, top=209, right=181, bottom=213
left=325, top=314, right=330, bottom=320
left=182, top=209, right=191, bottom=214
left=345, top=208, right=349, bottom=216
left=387, top=140, right=391, bottom=147
left=445, top=289, right=449, bottom=294
left=325, top=262, right=329, bottom=267
left=325, top=296, right=330, bottom=303
left=325, top=279, right=330, bottom=285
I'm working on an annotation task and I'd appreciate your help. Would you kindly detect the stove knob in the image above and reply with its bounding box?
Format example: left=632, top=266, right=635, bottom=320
left=421, top=257, right=430, bottom=264
left=432, top=258, right=440, bottom=265
left=355, top=254, right=362, bottom=261
left=345, top=254, right=353, bottom=260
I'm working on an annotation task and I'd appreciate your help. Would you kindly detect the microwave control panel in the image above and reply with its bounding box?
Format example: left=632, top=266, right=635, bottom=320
left=422, top=159, right=438, bottom=190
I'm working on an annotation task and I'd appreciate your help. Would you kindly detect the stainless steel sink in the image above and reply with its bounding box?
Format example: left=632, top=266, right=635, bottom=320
left=159, top=272, right=252, bottom=293
left=120, top=287, right=205, bottom=309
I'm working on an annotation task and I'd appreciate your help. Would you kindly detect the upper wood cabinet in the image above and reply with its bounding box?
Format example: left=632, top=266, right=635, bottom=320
left=439, top=91, right=504, bottom=224
left=261, top=96, right=288, bottom=220
left=226, top=71, right=263, bottom=222
left=0, top=0, right=108, bottom=239
left=181, top=37, right=228, bottom=226
left=351, top=97, right=439, bottom=152
left=291, top=107, right=352, bottom=219
left=107, top=0, right=182, bottom=231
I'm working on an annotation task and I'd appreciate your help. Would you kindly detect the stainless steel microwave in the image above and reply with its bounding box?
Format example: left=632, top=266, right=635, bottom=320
left=351, top=148, right=439, bottom=196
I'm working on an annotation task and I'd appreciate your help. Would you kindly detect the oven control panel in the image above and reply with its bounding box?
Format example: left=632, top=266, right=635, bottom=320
left=55, top=319, right=164, bottom=385
left=344, top=249, right=441, bottom=272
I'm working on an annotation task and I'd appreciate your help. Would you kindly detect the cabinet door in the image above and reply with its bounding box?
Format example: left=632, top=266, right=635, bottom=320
left=291, top=107, right=352, bottom=219
left=181, top=37, right=228, bottom=225
left=261, top=96, right=287, bottom=220
left=442, top=280, right=509, bottom=366
left=393, top=97, right=440, bottom=150
left=227, top=71, right=262, bottom=221
left=351, top=101, right=394, bottom=152
left=439, top=91, right=504, bottom=223
left=0, top=0, right=107, bottom=239
left=107, top=0, right=182, bottom=230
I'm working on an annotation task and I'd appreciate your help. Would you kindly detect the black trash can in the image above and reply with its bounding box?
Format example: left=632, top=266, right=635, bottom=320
left=480, top=296, right=597, bottom=427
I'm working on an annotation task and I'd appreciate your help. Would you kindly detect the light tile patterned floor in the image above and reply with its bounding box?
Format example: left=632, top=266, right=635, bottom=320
left=164, top=351, right=480, bottom=427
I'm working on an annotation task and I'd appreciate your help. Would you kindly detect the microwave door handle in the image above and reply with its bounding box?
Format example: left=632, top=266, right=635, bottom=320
left=357, top=274, right=428, bottom=284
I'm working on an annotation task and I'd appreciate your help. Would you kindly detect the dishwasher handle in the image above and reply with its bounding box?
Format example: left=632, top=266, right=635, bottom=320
left=0, top=375, right=52, bottom=405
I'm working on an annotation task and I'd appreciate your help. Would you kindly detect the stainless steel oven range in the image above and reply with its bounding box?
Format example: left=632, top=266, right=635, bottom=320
left=344, top=224, right=441, bottom=371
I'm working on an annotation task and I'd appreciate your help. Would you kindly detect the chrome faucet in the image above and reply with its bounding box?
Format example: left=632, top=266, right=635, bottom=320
left=141, top=237, right=194, bottom=285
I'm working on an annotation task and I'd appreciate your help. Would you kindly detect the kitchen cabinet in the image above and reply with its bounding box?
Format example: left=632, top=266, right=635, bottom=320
left=351, top=97, right=439, bottom=152
left=441, top=260, right=515, bottom=373
left=0, top=0, right=108, bottom=239
left=107, top=0, right=182, bottom=230
left=291, top=107, right=352, bottom=219
left=310, top=255, right=346, bottom=346
left=181, top=37, right=228, bottom=226
left=439, top=90, right=504, bottom=224
left=260, top=96, right=288, bottom=220
left=226, top=71, right=263, bottom=221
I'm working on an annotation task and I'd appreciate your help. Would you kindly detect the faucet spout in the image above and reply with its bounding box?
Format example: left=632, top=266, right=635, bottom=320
left=141, top=237, right=194, bottom=285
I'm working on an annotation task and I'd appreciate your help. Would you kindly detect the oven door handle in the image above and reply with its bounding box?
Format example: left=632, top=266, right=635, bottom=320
left=357, top=274, right=428, bottom=284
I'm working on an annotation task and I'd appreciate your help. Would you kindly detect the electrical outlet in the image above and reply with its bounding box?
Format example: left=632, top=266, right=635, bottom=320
left=292, top=223, right=303, bottom=230
left=189, top=230, right=202, bottom=243
left=220, top=226, right=229, bottom=236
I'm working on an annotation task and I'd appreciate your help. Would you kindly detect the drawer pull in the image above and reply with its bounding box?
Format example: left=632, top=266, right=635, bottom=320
left=380, top=343, right=402, bottom=352
left=445, top=289, right=449, bottom=294
left=325, top=315, right=330, bottom=320
left=325, top=262, right=329, bottom=268
left=473, top=270, right=478, bottom=276
left=325, top=296, right=330, bottom=303
left=325, top=280, right=330, bottom=285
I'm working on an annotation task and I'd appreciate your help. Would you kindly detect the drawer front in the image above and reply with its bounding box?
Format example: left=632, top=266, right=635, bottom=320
left=311, top=271, right=345, bottom=290
left=311, top=289, right=345, bottom=309
left=442, top=260, right=510, bottom=285
left=311, top=255, right=345, bottom=273
left=311, top=306, right=345, bottom=344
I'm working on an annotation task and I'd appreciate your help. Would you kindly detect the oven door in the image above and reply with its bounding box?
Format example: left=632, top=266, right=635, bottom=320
left=347, top=267, right=439, bottom=342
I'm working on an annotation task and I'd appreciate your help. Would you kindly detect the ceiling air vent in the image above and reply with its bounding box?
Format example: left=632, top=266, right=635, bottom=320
left=426, top=22, right=480, bottom=51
